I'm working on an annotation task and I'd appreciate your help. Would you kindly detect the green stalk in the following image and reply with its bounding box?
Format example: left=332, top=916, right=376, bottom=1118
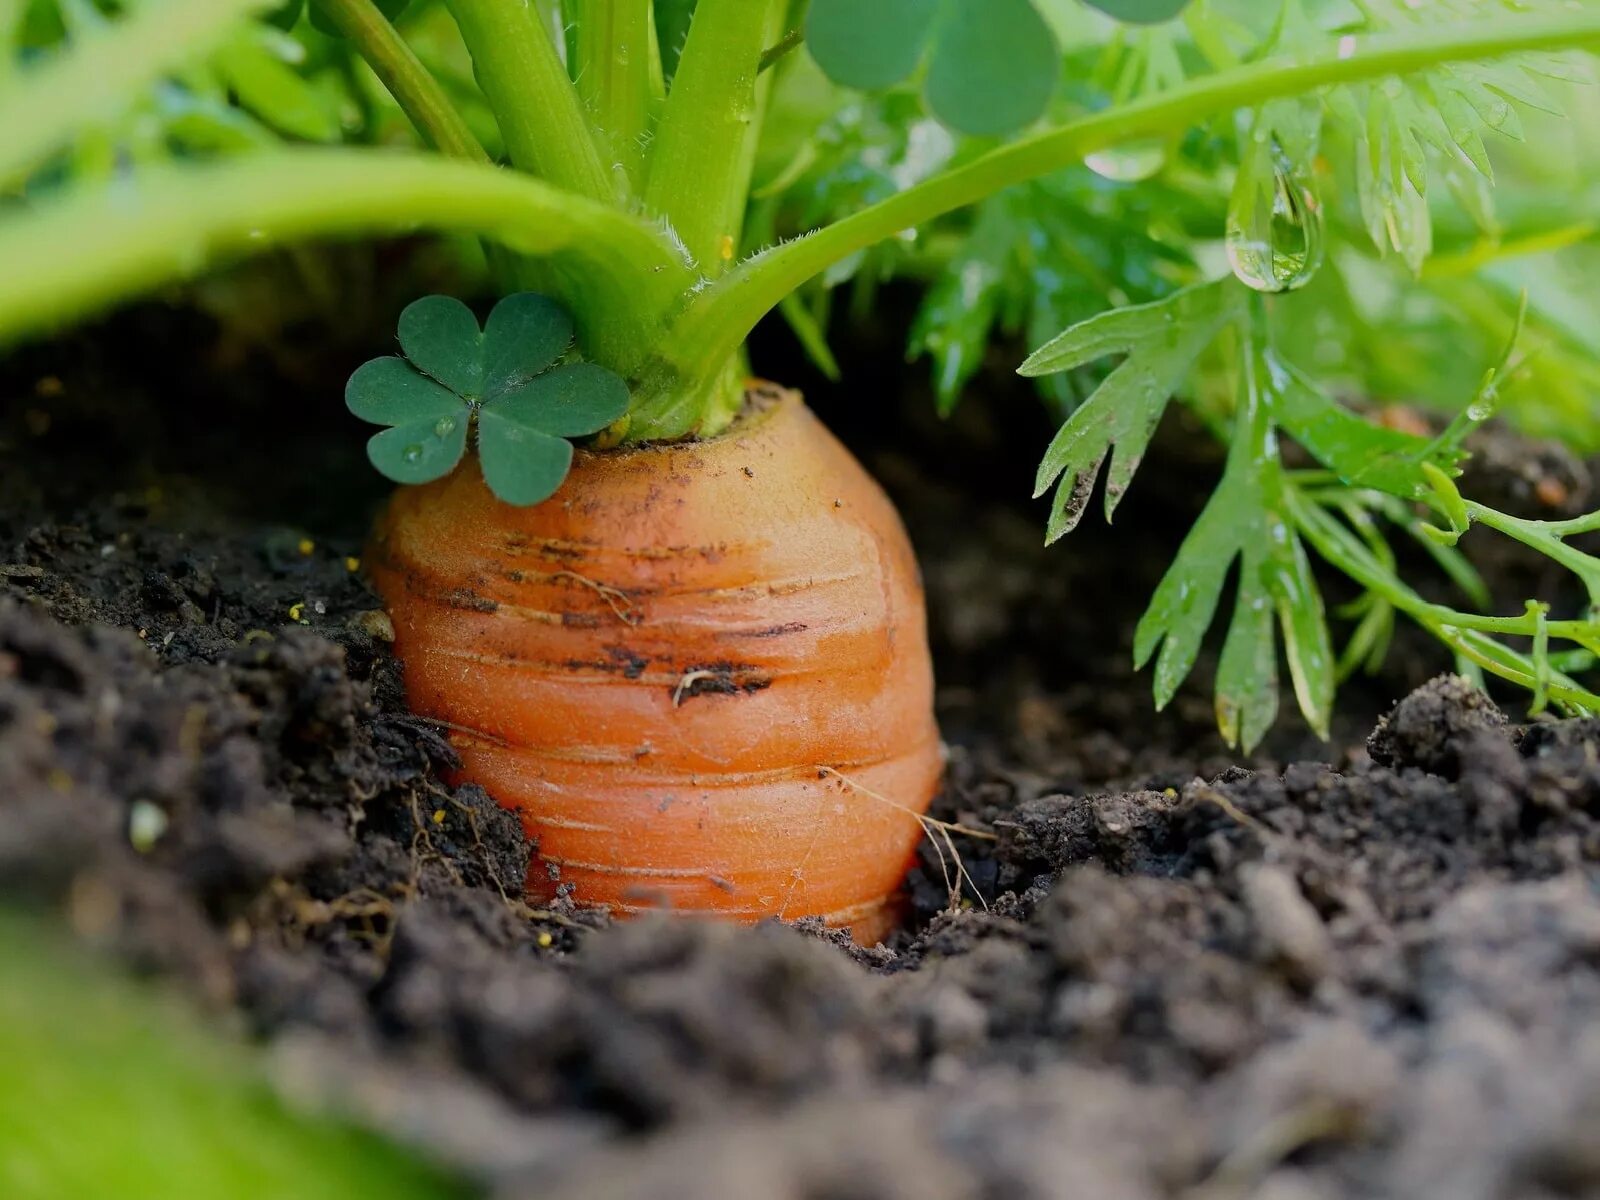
left=654, top=9, right=1600, bottom=407
left=0, top=150, right=691, bottom=367
left=642, top=0, right=785, bottom=271
left=0, top=0, right=270, bottom=188
left=569, top=0, right=651, bottom=189
left=1286, top=488, right=1600, bottom=711
left=311, top=0, right=487, bottom=161
left=442, top=0, right=612, bottom=201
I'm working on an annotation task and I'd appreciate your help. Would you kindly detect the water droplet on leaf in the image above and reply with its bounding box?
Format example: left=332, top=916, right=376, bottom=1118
left=402, top=443, right=424, bottom=464
left=1086, top=140, right=1166, bottom=183
left=434, top=415, right=457, bottom=437
left=1226, top=159, right=1325, bottom=293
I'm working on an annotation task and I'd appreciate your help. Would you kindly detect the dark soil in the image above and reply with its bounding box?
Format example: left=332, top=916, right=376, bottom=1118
left=5, top=306, right=1600, bottom=1199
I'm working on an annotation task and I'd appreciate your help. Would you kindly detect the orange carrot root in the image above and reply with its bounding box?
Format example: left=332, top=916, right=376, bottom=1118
left=370, top=386, right=943, bottom=942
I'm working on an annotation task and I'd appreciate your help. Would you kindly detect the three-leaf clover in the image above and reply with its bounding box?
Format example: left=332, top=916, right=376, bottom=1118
left=346, top=293, right=630, bottom=506
left=806, top=0, right=1195, bottom=136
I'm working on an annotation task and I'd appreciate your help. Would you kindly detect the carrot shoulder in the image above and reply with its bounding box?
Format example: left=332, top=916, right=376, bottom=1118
left=369, top=386, right=942, bottom=940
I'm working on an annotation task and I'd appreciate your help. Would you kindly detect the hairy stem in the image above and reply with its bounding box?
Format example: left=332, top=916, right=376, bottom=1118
left=0, top=0, right=269, bottom=188
left=311, top=0, right=487, bottom=161
left=570, top=0, right=651, bottom=189
left=657, top=9, right=1600, bottom=400
left=642, top=0, right=785, bottom=272
left=442, top=0, right=613, bottom=201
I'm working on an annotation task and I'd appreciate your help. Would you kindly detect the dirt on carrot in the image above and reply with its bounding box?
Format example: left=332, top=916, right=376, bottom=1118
left=4, top=307, right=1600, bottom=1198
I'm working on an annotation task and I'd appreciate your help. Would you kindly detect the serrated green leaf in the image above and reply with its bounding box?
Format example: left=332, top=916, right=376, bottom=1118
left=491, top=363, right=630, bottom=438
left=1021, top=279, right=1230, bottom=378
left=654, top=0, right=698, bottom=86
left=212, top=33, right=338, bottom=143
left=909, top=195, right=1011, bottom=413
left=1266, top=523, right=1333, bottom=738
left=1215, top=554, right=1278, bottom=751
left=779, top=293, right=841, bottom=382
left=346, top=357, right=464, bottom=425
left=1028, top=280, right=1239, bottom=534
left=1268, top=355, right=1446, bottom=498
left=925, top=0, right=1057, bottom=137
left=806, top=0, right=936, bottom=92
left=1457, top=61, right=1562, bottom=116
left=1083, top=0, right=1192, bottom=24
left=1135, top=490, right=1245, bottom=707
left=398, top=295, right=483, bottom=397
left=482, top=292, right=573, bottom=398
left=310, top=0, right=409, bottom=38
left=476, top=414, right=575, bottom=506
left=367, top=410, right=469, bottom=485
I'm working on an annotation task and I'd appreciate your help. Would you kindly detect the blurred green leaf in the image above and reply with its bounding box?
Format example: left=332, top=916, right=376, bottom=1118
left=806, top=0, right=936, bottom=91
left=213, top=29, right=339, bottom=142
left=1082, top=0, right=1192, bottom=24
left=0, top=914, right=467, bottom=1200
left=925, top=0, right=1057, bottom=136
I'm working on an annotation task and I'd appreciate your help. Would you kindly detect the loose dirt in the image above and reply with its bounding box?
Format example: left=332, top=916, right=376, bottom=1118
left=4, top=308, right=1599, bottom=1199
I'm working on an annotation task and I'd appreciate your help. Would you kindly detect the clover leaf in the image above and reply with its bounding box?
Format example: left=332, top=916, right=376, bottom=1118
left=346, top=292, right=630, bottom=506
left=807, top=0, right=1194, bottom=135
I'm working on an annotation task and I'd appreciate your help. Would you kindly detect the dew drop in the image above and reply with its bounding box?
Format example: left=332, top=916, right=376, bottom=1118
left=402, top=444, right=425, bottom=464
left=434, top=415, right=457, bottom=437
left=1226, top=159, right=1325, bottom=294
left=1086, top=139, right=1166, bottom=183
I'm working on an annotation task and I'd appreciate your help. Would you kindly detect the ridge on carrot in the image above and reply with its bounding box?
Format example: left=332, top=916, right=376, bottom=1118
left=4, top=0, right=1600, bottom=934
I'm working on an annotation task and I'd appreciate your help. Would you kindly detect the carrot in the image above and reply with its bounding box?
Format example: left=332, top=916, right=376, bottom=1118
left=369, top=386, right=943, bottom=942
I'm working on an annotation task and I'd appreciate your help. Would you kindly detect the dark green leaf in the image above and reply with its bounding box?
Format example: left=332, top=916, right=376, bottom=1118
left=366, top=410, right=469, bottom=485
left=491, top=363, right=631, bottom=438
left=310, top=0, right=410, bottom=38
left=1267, top=523, right=1334, bottom=738
left=482, top=292, right=574, bottom=398
left=655, top=0, right=698, bottom=86
left=1082, top=0, right=1193, bottom=24
left=806, top=0, right=937, bottom=91
left=1135, top=488, right=1245, bottom=708
left=477, top=415, right=575, bottom=506
left=265, top=0, right=306, bottom=31
left=1215, top=555, right=1278, bottom=752
left=1269, top=354, right=1454, bottom=498
left=346, top=357, right=464, bottom=425
left=398, top=295, right=483, bottom=397
left=925, top=0, right=1057, bottom=136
